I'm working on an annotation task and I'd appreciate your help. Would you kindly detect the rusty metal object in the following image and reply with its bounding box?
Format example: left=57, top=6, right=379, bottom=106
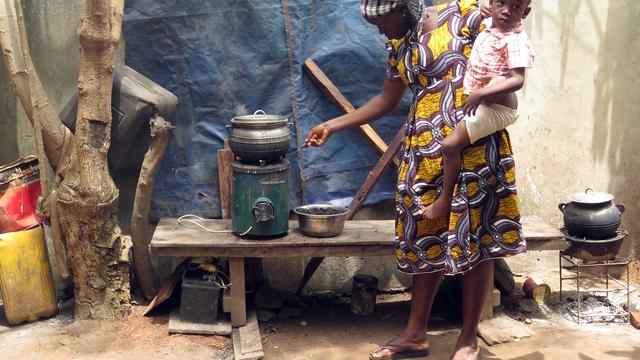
left=350, top=274, right=378, bottom=315
left=522, top=276, right=551, bottom=304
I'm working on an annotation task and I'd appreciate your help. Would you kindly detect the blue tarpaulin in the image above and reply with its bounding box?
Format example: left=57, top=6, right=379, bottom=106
left=123, top=0, right=429, bottom=219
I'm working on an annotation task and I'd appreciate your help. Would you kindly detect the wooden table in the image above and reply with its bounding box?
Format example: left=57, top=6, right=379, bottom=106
left=150, top=216, right=567, bottom=327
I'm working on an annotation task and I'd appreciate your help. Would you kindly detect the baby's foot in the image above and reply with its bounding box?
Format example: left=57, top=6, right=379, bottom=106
left=422, top=198, right=451, bottom=219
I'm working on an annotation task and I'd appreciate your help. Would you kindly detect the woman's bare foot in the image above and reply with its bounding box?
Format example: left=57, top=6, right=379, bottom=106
left=450, top=341, right=480, bottom=360
left=369, top=333, right=430, bottom=360
left=422, top=197, right=450, bottom=219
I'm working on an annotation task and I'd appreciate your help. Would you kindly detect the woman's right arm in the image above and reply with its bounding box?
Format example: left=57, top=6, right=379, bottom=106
left=305, top=77, right=406, bottom=146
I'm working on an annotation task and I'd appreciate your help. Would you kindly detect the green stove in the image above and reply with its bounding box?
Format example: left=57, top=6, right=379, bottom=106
left=231, top=160, right=289, bottom=237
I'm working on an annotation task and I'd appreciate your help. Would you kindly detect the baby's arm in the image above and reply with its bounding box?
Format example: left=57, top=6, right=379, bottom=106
left=462, top=68, right=525, bottom=115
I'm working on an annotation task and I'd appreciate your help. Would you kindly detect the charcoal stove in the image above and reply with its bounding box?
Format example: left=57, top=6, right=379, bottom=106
left=227, top=110, right=292, bottom=237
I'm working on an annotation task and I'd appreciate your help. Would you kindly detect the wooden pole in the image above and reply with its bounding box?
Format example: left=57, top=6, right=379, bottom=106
left=302, top=58, right=400, bottom=167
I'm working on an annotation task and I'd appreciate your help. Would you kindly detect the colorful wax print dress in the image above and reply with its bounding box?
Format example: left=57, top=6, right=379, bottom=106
left=389, top=0, right=526, bottom=275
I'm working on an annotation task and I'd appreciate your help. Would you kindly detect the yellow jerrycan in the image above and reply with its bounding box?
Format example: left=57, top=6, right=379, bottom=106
left=0, top=225, right=57, bottom=324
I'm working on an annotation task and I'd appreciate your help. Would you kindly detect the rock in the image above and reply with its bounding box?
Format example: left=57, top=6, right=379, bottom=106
left=525, top=318, right=532, bottom=324
left=278, top=306, right=302, bottom=320
left=478, top=313, right=534, bottom=346
left=256, top=309, right=277, bottom=322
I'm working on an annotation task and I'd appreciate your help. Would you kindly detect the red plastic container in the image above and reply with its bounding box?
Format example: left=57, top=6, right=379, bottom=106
left=0, top=156, right=42, bottom=234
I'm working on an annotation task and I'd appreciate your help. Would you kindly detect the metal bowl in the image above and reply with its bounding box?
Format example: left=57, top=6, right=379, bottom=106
left=294, top=205, right=349, bottom=238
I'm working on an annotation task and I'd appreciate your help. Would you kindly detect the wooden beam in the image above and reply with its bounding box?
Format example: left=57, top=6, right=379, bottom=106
left=232, top=310, right=264, bottom=360
left=302, top=58, right=400, bottom=167
left=217, top=139, right=233, bottom=219
left=229, top=257, right=246, bottom=327
left=296, top=126, right=404, bottom=294
left=347, top=126, right=404, bottom=218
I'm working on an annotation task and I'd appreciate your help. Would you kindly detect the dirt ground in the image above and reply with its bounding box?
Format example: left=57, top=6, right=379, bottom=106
left=262, top=295, right=640, bottom=360
left=1, top=266, right=639, bottom=360
left=0, top=302, right=230, bottom=359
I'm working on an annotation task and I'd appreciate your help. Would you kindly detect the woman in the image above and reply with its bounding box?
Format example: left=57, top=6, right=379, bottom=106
left=305, top=0, right=526, bottom=359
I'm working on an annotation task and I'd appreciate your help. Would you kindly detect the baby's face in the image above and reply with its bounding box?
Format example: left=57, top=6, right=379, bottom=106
left=489, top=0, right=531, bottom=30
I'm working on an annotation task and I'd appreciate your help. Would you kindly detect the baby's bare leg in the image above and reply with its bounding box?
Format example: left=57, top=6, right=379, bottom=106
left=422, top=121, right=472, bottom=220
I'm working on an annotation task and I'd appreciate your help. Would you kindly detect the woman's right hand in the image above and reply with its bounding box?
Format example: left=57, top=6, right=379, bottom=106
left=305, top=124, right=332, bottom=147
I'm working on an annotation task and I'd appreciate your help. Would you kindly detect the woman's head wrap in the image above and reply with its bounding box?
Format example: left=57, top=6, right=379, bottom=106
left=360, top=0, right=424, bottom=26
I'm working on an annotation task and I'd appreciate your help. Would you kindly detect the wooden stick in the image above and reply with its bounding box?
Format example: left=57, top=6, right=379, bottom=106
left=347, top=126, right=404, bottom=218
left=296, top=127, right=404, bottom=294
left=131, top=114, right=173, bottom=300
left=302, top=58, right=400, bottom=167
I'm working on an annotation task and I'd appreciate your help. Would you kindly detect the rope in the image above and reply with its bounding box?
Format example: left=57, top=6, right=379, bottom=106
left=177, top=214, right=252, bottom=235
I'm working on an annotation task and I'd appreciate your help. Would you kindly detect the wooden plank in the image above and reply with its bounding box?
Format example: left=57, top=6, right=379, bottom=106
left=150, top=217, right=566, bottom=257
left=229, top=257, right=246, bottom=327
left=152, top=246, right=393, bottom=258
left=217, top=140, right=234, bottom=220
left=168, top=309, right=232, bottom=335
left=297, top=124, right=402, bottom=291
left=347, top=127, right=405, bottom=218
left=296, top=257, right=325, bottom=294
left=232, top=310, right=264, bottom=360
left=151, top=217, right=565, bottom=250
left=519, top=216, right=564, bottom=240
left=302, top=58, right=400, bottom=167
left=238, top=310, right=262, bottom=354
left=152, top=219, right=396, bottom=249
left=526, top=239, right=569, bottom=251
left=143, top=258, right=189, bottom=316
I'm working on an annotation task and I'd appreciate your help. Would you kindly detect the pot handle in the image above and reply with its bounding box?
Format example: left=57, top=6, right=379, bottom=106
left=225, top=124, right=232, bottom=134
left=585, top=188, right=594, bottom=194
left=616, top=204, right=625, bottom=214
left=558, top=203, right=567, bottom=213
left=253, top=109, right=266, bottom=117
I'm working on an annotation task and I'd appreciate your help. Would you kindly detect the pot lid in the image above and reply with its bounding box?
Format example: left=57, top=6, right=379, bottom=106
left=568, top=188, right=613, bottom=204
left=232, top=110, right=287, bottom=124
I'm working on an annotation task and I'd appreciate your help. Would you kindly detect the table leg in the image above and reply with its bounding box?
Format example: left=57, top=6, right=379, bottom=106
left=229, top=257, right=247, bottom=327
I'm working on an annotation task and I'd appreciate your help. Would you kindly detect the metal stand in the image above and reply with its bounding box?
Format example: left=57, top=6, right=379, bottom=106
left=559, top=252, right=630, bottom=323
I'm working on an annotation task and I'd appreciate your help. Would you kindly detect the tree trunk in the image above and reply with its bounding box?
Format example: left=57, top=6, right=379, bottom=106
left=56, top=0, right=131, bottom=319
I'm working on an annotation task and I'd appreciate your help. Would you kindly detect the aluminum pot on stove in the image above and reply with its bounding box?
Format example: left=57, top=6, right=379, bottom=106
left=558, top=188, right=625, bottom=239
left=226, top=110, right=291, bottom=162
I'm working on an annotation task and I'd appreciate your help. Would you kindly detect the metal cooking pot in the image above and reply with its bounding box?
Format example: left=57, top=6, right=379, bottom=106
left=226, top=110, right=291, bottom=162
left=294, top=205, right=349, bottom=238
left=558, top=188, right=625, bottom=239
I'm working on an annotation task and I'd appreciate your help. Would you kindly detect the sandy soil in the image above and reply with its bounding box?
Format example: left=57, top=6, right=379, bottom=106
left=262, top=298, right=640, bottom=360
left=1, top=265, right=639, bottom=360
left=262, top=265, right=640, bottom=360
left=0, top=303, right=230, bottom=360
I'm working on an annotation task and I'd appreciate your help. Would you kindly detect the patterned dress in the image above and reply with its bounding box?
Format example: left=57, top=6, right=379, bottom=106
left=389, top=0, right=526, bottom=275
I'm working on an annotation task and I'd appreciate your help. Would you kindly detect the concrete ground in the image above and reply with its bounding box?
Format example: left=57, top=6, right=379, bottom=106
left=1, top=266, right=638, bottom=360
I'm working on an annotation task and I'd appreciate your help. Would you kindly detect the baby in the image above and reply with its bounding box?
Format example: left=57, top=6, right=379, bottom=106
left=423, top=0, right=535, bottom=219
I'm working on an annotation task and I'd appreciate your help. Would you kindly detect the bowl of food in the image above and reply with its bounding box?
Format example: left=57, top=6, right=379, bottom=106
left=294, top=205, right=349, bottom=238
